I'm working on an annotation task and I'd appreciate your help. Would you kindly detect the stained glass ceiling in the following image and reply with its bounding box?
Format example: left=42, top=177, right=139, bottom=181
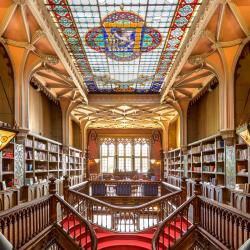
left=45, top=0, right=202, bottom=94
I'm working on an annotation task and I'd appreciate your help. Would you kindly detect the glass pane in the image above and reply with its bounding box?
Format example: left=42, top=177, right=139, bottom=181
left=118, top=157, right=124, bottom=171
left=109, top=143, right=115, bottom=156
left=135, top=157, right=140, bottom=172
left=125, top=158, right=132, bottom=171
left=101, top=157, right=107, bottom=172
left=142, top=143, right=148, bottom=156
left=134, top=144, right=141, bottom=156
left=107, top=157, right=114, bottom=173
left=142, top=158, right=149, bottom=173
left=125, top=143, right=132, bottom=156
left=101, top=144, right=108, bottom=156
left=118, top=143, right=124, bottom=156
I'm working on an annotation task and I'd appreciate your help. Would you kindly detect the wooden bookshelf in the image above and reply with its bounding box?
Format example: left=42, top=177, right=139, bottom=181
left=235, top=136, right=250, bottom=185
left=0, top=139, right=15, bottom=186
left=65, top=147, right=84, bottom=185
left=166, top=148, right=184, bottom=178
left=187, top=134, right=225, bottom=186
left=25, top=133, right=84, bottom=186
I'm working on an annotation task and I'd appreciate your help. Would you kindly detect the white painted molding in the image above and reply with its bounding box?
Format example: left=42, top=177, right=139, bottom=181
left=27, top=0, right=88, bottom=104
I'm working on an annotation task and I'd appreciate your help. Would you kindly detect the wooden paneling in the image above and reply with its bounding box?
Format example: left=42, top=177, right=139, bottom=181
left=168, top=116, right=180, bottom=150
left=0, top=44, right=14, bottom=125
left=187, top=84, right=219, bottom=143
left=235, top=42, right=250, bottom=127
left=69, top=117, right=81, bottom=149
left=29, top=84, right=62, bottom=142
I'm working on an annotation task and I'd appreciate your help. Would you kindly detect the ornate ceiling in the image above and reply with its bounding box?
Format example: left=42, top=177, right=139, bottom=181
left=0, top=0, right=250, bottom=130
left=72, top=102, right=177, bottom=129
left=45, top=0, right=202, bottom=93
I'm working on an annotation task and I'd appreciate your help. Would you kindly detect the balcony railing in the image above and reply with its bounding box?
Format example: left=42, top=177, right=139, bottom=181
left=152, top=180, right=250, bottom=250
left=0, top=177, right=97, bottom=250
left=66, top=186, right=182, bottom=232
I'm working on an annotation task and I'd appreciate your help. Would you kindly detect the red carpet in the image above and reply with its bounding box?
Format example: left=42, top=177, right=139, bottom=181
left=62, top=217, right=190, bottom=250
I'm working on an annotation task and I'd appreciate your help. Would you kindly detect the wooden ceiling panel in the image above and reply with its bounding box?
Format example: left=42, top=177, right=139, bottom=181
left=220, top=5, right=245, bottom=42
left=4, top=6, right=27, bottom=41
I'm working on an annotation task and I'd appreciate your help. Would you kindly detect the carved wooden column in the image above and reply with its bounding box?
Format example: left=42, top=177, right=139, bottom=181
left=63, top=175, right=70, bottom=202
left=160, top=149, right=164, bottom=180
left=84, top=149, right=89, bottom=179
left=180, top=177, right=187, bottom=203
left=193, top=179, right=202, bottom=226
left=49, top=177, right=57, bottom=223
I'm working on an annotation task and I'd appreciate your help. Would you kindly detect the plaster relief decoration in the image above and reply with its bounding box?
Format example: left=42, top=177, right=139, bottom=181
left=14, top=144, right=24, bottom=186
left=45, top=0, right=202, bottom=93
left=225, top=145, right=236, bottom=189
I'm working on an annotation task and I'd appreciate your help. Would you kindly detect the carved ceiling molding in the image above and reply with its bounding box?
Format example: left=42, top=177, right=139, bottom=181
left=31, top=76, right=59, bottom=104
left=26, top=0, right=88, bottom=103
left=160, top=0, right=221, bottom=103
left=72, top=103, right=178, bottom=129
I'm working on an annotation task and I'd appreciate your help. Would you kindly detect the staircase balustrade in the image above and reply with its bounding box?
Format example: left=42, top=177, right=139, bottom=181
left=0, top=177, right=97, bottom=250
left=152, top=179, right=250, bottom=250
left=0, top=195, right=51, bottom=249
left=68, top=188, right=182, bottom=232
left=200, top=196, right=250, bottom=250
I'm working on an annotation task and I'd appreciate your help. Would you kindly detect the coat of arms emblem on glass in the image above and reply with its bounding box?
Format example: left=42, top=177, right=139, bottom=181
left=85, top=11, right=162, bottom=62
left=45, top=0, right=202, bottom=93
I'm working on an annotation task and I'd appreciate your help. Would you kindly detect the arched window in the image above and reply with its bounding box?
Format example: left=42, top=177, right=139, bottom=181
left=101, top=143, right=115, bottom=173
left=100, top=138, right=150, bottom=173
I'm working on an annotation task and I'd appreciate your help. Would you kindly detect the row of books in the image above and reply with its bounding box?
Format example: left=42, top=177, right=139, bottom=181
left=217, top=152, right=224, bottom=161
left=202, top=143, right=215, bottom=152
left=49, top=154, right=58, bottom=162
left=188, top=140, right=225, bottom=155
left=2, top=148, right=14, bottom=158
left=202, top=165, right=215, bottom=172
left=192, top=156, right=201, bottom=163
left=203, top=154, right=216, bottom=163
left=34, top=141, right=46, bottom=150
left=34, top=151, right=47, bottom=161
left=190, top=167, right=201, bottom=172
left=190, top=145, right=201, bottom=154
left=236, top=149, right=248, bottom=160
left=25, top=139, right=33, bottom=147
left=48, top=143, right=59, bottom=153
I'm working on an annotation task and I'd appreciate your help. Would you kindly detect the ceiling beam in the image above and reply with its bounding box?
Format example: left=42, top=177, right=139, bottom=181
left=160, top=0, right=221, bottom=103
left=27, top=0, right=88, bottom=103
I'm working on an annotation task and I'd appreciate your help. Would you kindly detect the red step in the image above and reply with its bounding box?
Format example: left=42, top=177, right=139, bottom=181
left=62, top=216, right=190, bottom=250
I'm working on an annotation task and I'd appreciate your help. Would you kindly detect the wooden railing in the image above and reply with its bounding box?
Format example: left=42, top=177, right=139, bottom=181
left=152, top=180, right=250, bottom=250
left=200, top=196, right=250, bottom=250
left=0, top=195, right=51, bottom=249
left=0, top=177, right=97, bottom=250
left=67, top=188, right=182, bottom=232
left=55, top=194, right=97, bottom=250
left=152, top=195, right=196, bottom=250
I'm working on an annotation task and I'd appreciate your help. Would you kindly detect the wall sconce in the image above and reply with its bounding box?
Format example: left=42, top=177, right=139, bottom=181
left=94, top=158, right=100, bottom=164
left=150, top=159, right=156, bottom=164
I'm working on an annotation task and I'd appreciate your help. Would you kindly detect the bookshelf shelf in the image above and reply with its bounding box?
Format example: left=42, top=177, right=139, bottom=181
left=235, top=136, right=249, bottom=186
left=24, top=133, right=84, bottom=186
left=186, top=134, right=225, bottom=186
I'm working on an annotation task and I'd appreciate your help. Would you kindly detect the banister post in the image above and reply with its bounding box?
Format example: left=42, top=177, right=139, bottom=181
left=49, top=177, right=57, bottom=224
left=63, top=175, right=70, bottom=202
left=180, top=177, right=187, bottom=203
left=193, top=179, right=202, bottom=226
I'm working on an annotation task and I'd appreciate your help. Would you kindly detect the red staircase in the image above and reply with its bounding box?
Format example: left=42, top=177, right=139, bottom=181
left=62, top=217, right=190, bottom=250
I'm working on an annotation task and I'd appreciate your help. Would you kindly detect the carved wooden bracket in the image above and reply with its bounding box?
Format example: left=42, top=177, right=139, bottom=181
left=220, top=129, right=235, bottom=146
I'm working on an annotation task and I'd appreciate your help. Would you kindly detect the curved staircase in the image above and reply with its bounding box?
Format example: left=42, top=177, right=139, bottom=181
left=62, top=217, right=189, bottom=250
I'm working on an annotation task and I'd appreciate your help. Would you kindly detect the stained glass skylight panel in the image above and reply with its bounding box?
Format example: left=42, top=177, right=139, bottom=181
left=45, top=0, right=203, bottom=93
